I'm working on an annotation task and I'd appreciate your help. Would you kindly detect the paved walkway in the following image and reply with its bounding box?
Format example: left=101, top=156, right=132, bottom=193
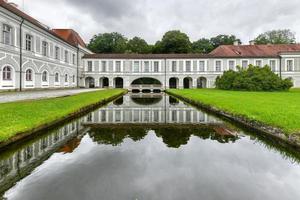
left=0, top=88, right=104, bottom=103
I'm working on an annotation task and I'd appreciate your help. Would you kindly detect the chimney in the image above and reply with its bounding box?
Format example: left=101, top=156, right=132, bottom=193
left=249, top=40, right=255, bottom=45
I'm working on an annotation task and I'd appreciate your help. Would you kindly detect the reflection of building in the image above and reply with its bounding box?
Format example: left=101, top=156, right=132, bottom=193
left=83, top=95, right=222, bottom=125
left=0, top=120, right=86, bottom=194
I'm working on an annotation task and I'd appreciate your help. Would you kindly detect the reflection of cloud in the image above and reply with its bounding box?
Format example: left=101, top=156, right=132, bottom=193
left=5, top=132, right=300, bottom=200
left=11, top=0, right=300, bottom=43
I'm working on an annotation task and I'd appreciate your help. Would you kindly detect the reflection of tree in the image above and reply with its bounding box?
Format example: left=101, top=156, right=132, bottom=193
left=131, top=97, right=162, bottom=105
left=89, top=125, right=239, bottom=148
left=89, top=127, right=148, bottom=146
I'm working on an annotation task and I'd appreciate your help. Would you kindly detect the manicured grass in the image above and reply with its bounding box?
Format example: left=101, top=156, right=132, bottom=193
left=168, top=89, right=300, bottom=135
left=0, top=89, right=125, bottom=142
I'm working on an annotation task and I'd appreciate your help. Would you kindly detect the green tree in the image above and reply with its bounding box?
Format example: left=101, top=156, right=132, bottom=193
left=192, top=38, right=214, bottom=53
left=254, top=29, right=296, bottom=44
left=127, top=37, right=151, bottom=53
left=210, top=34, right=241, bottom=49
left=158, top=30, right=192, bottom=53
left=87, top=32, right=128, bottom=53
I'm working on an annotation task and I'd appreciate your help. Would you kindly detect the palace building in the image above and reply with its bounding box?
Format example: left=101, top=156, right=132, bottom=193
left=0, top=0, right=300, bottom=91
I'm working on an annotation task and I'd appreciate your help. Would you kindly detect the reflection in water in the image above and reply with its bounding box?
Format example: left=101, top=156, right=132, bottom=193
left=89, top=126, right=238, bottom=148
left=1, top=94, right=300, bottom=200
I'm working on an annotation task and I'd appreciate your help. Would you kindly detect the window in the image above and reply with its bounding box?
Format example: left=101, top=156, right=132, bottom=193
left=144, top=61, right=150, bottom=72
left=199, top=61, right=205, bottom=72
left=64, top=50, right=69, bottom=63
left=242, top=60, right=248, bottom=69
left=101, top=61, right=106, bottom=72
left=65, top=74, right=68, bottom=83
left=72, top=54, right=76, bottom=65
left=42, top=71, right=48, bottom=82
left=228, top=60, right=235, bottom=70
left=287, top=60, right=294, bottom=72
left=42, top=41, right=48, bottom=56
left=171, top=61, right=177, bottom=72
left=72, top=75, right=75, bottom=83
left=25, top=34, right=33, bottom=51
left=133, top=61, right=139, bottom=72
left=55, top=73, right=59, bottom=83
left=25, top=69, right=33, bottom=81
left=3, top=24, right=12, bottom=45
left=55, top=46, right=60, bottom=60
left=215, top=61, right=222, bottom=72
left=154, top=61, right=159, bottom=72
left=185, top=61, right=191, bottom=72
left=255, top=60, right=262, bottom=67
left=115, top=61, right=121, bottom=72
left=87, top=61, right=93, bottom=72
left=269, top=60, right=276, bottom=72
left=2, top=66, right=12, bottom=80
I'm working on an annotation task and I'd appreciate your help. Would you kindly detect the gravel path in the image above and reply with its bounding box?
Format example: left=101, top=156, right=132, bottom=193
left=0, top=88, right=104, bottom=103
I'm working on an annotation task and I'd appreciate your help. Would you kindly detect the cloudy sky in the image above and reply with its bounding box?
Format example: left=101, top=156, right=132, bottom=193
left=11, top=0, right=300, bottom=44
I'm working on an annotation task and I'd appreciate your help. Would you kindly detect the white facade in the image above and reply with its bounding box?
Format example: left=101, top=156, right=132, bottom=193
left=0, top=5, right=90, bottom=91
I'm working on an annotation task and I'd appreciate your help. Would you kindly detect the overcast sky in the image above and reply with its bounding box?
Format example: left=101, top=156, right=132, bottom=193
left=11, top=0, right=300, bottom=44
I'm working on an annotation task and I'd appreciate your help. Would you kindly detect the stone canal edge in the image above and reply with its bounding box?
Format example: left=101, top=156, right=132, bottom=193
left=166, top=90, right=300, bottom=150
left=0, top=90, right=128, bottom=150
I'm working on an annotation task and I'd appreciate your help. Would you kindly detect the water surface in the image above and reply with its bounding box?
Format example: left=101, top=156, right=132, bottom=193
left=1, top=94, right=300, bottom=200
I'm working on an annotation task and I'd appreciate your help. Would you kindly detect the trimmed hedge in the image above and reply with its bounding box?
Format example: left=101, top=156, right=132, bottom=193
left=215, top=65, right=293, bottom=91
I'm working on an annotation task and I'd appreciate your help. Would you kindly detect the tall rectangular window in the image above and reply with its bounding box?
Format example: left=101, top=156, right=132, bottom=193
left=144, top=61, right=150, bottom=72
left=287, top=60, right=294, bottom=72
left=25, top=34, right=33, bottom=51
left=172, top=61, right=177, bottom=72
left=269, top=60, right=276, bottom=72
left=134, top=61, right=139, bottom=72
left=55, top=46, right=60, bottom=60
left=199, top=61, right=205, bottom=72
left=87, top=61, right=93, bottom=72
left=42, top=41, right=48, bottom=56
left=215, top=61, right=222, bottom=72
left=228, top=60, right=235, bottom=70
left=64, top=50, right=69, bottom=63
left=255, top=60, right=262, bottom=67
left=102, top=61, right=107, bottom=72
left=115, top=61, right=121, bottom=72
left=154, top=61, right=159, bottom=72
left=242, top=60, right=248, bottom=69
left=72, top=54, right=76, bottom=65
left=185, top=61, right=191, bottom=72
left=3, top=24, right=12, bottom=45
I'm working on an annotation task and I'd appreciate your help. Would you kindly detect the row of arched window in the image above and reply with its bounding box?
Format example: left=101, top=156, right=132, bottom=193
left=2, top=66, right=75, bottom=83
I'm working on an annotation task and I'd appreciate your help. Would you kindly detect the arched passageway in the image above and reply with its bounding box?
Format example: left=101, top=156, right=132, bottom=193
left=114, top=77, right=124, bottom=88
left=85, top=77, right=95, bottom=88
left=197, top=77, right=207, bottom=88
left=131, top=77, right=162, bottom=86
left=183, top=77, right=192, bottom=89
left=100, top=77, right=109, bottom=88
left=169, top=77, right=179, bottom=89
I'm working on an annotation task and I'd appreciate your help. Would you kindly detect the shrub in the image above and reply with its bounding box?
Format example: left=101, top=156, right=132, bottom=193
left=215, top=65, right=293, bottom=91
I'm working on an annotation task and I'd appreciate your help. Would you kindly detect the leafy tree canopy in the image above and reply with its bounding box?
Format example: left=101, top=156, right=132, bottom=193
left=158, top=30, right=192, bottom=53
left=127, top=37, right=151, bottom=54
left=210, top=34, right=241, bottom=48
left=192, top=38, right=214, bottom=53
left=87, top=32, right=128, bottom=53
left=254, top=29, right=296, bottom=45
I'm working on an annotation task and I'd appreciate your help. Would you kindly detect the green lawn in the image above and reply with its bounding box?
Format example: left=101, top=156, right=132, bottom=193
left=0, top=89, right=125, bottom=142
left=167, top=89, right=300, bottom=135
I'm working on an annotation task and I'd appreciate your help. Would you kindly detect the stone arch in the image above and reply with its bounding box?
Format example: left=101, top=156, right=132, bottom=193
left=114, top=77, right=124, bottom=88
left=183, top=77, right=192, bottom=89
left=197, top=77, right=207, bottom=88
left=85, top=77, right=95, bottom=88
left=169, top=77, right=179, bottom=89
left=0, top=64, right=16, bottom=89
left=100, top=77, right=109, bottom=88
left=0, top=55, right=19, bottom=71
left=131, top=77, right=162, bottom=86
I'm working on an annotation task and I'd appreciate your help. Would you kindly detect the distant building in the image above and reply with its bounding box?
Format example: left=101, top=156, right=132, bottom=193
left=0, top=0, right=299, bottom=91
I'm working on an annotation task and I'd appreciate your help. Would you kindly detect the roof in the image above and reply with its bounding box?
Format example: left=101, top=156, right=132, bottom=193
left=83, top=53, right=210, bottom=59
left=209, top=44, right=300, bottom=58
left=0, top=0, right=81, bottom=48
left=52, top=29, right=86, bottom=48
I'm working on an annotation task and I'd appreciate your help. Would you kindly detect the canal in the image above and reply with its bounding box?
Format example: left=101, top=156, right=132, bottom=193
left=1, top=94, right=300, bottom=200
